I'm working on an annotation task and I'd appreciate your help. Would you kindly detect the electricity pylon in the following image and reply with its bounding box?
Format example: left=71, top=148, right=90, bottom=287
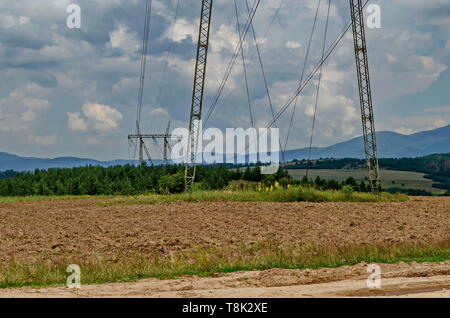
left=349, top=0, right=381, bottom=192
left=128, top=122, right=177, bottom=166
left=185, top=0, right=213, bottom=192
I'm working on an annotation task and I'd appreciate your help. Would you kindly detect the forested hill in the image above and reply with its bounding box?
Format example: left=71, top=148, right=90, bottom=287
left=0, top=152, right=148, bottom=172
left=286, top=153, right=450, bottom=172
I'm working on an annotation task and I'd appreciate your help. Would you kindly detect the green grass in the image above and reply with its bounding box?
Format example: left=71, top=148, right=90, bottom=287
left=288, top=169, right=446, bottom=194
left=1, top=240, right=448, bottom=289
left=0, top=195, right=108, bottom=203
left=99, top=187, right=407, bottom=207
left=0, top=187, right=407, bottom=205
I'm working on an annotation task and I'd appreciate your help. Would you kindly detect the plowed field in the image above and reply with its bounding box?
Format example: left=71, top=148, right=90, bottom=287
left=0, top=197, right=448, bottom=263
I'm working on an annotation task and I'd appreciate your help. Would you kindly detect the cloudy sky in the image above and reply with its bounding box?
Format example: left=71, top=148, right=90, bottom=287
left=0, top=0, right=449, bottom=160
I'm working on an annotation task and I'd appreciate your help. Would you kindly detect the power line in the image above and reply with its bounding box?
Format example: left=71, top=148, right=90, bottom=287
left=244, top=0, right=285, bottom=162
left=283, top=0, right=322, bottom=156
left=204, top=0, right=287, bottom=163
left=204, top=0, right=261, bottom=125
left=234, top=0, right=254, bottom=128
left=265, top=0, right=371, bottom=130
left=136, top=0, right=153, bottom=130
left=244, top=0, right=276, bottom=129
left=263, top=0, right=284, bottom=38
left=204, top=0, right=284, bottom=126
left=306, top=0, right=331, bottom=179
left=133, top=0, right=153, bottom=161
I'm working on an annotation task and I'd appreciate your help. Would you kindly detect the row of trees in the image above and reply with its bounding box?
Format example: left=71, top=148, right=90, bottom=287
left=0, top=162, right=375, bottom=197
left=298, top=176, right=370, bottom=192
left=0, top=164, right=242, bottom=196
left=0, top=164, right=292, bottom=196
left=287, top=154, right=450, bottom=191
left=288, top=154, right=450, bottom=175
left=288, top=158, right=364, bottom=170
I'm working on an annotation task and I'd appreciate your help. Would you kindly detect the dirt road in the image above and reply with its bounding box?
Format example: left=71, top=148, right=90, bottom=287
left=1, top=261, right=449, bottom=297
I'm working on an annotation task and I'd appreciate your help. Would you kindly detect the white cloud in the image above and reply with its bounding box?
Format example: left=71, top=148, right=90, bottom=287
left=0, top=84, right=51, bottom=131
left=0, top=14, right=30, bottom=29
left=21, top=97, right=51, bottom=122
left=286, top=41, right=302, bottom=49
left=419, top=56, right=447, bottom=81
left=68, top=102, right=123, bottom=134
left=82, top=102, right=123, bottom=133
left=149, top=107, right=169, bottom=117
left=432, top=119, right=447, bottom=128
left=373, top=53, right=447, bottom=100
left=108, top=24, right=140, bottom=55
left=386, top=115, right=450, bottom=133
left=112, top=77, right=138, bottom=93
left=171, top=18, right=197, bottom=42
left=67, top=112, right=88, bottom=131
left=40, top=33, right=91, bottom=60
left=394, top=127, right=415, bottom=135
left=210, top=24, right=240, bottom=53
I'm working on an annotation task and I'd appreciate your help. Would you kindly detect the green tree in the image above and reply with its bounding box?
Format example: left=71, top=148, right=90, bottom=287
left=158, top=173, right=185, bottom=194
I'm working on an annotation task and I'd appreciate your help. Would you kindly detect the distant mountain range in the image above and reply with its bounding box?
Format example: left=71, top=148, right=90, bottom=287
left=1, top=125, right=449, bottom=172
left=0, top=152, right=144, bottom=172
left=282, top=124, right=450, bottom=161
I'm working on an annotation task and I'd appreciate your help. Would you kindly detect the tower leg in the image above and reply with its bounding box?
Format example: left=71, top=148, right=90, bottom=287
left=139, top=138, right=144, bottom=163
left=163, top=137, right=168, bottom=167
left=185, top=0, right=213, bottom=192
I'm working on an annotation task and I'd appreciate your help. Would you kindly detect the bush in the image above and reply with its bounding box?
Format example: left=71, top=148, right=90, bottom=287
left=157, top=173, right=185, bottom=194
left=341, top=185, right=354, bottom=194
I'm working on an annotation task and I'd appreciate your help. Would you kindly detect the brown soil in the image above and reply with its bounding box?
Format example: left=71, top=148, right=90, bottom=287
left=1, top=261, right=449, bottom=298
left=0, top=197, right=449, bottom=262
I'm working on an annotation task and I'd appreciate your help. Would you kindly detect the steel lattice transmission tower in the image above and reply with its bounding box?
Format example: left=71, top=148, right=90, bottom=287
left=128, top=122, right=178, bottom=167
left=185, top=0, right=213, bottom=192
left=349, top=0, right=381, bottom=192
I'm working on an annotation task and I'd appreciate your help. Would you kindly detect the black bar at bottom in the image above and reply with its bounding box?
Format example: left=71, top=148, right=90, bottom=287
left=0, top=298, right=445, bottom=316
